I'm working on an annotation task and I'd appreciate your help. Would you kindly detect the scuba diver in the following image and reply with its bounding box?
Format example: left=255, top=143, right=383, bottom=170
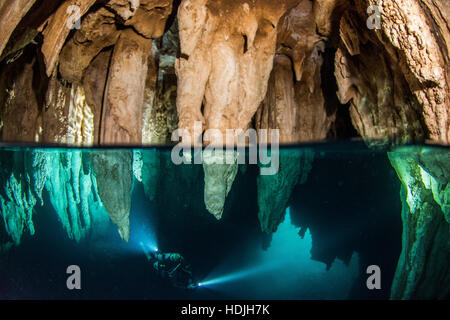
left=140, top=242, right=198, bottom=290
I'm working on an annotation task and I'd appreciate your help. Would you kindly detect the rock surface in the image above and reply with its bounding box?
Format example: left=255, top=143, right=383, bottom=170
left=91, top=150, right=134, bottom=242
left=389, top=148, right=449, bottom=299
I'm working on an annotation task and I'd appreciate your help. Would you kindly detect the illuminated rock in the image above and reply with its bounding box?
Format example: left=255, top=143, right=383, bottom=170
left=45, top=151, right=108, bottom=242
left=91, top=150, right=133, bottom=242
left=389, top=147, right=449, bottom=299
left=203, top=150, right=239, bottom=220
left=176, top=0, right=299, bottom=142
left=41, top=0, right=97, bottom=77
left=0, top=150, right=47, bottom=245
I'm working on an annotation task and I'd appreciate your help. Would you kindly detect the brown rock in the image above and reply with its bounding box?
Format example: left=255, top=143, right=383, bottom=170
left=59, top=8, right=120, bottom=83
left=106, top=0, right=141, bottom=21
left=124, top=0, right=173, bottom=39
left=0, top=0, right=37, bottom=57
left=41, top=0, right=97, bottom=77
left=1, top=57, right=40, bottom=142
left=83, top=49, right=113, bottom=144
left=257, top=0, right=335, bottom=143
left=176, top=0, right=300, bottom=144
left=334, top=0, right=449, bottom=145
left=100, top=28, right=152, bottom=144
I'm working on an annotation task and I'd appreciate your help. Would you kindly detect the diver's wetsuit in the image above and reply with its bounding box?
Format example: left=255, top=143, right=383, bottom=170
left=140, top=243, right=196, bottom=289
left=151, top=253, right=187, bottom=278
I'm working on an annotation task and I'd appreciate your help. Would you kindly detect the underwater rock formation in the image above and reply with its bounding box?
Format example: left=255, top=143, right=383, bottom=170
left=141, top=149, right=161, bottom=202
left=0, top=151, right=43, bottom=245
left=389, top=148, right=449, bottom=299
left=203, top=150, right=239, bottom=220
left=45, top=151, right=109, bottom=242
left=176, top=0, right=302, bottom=219
left=0, top=150, right=111, bottom=245
left=91, top=150, right=133, bottom=242
left=334, top=0, right=449, bottom=145
left=257, top=150, right=314, bottom=233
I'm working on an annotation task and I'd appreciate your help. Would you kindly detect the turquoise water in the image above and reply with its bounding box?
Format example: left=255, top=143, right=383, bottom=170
left=0, top=142, right=446, bottom=299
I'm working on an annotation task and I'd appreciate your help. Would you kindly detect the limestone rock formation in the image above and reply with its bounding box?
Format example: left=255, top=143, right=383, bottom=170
left=0, top=0, right=38, bottom=57
left=141, top=149, right=161, bottom=202
left=0, top=151, right=42, bottom=245
left=100, top=28, right=152, bottom=144
left=45, top=151, right=109, bottom=242
left=0, top=150, right=110, bottom=245
left=1, top=56, right=41, bottom=143
left=143, top=20, right=179, bottom=145
left=41, top=0, right=98, bottom=77
left=176, top=0, right=300, bottom=219
left=202, top=150, right=239, bottom=220
left=257, top=149, right=314, bottom=233
left=176, top=0, right=299, bottom=142
left=91, top=150, right=133, bottom=242
left=389, top=148, right=449, bottom=299
left=254, top=1, right=332, bottom=233
left=334, top=0, right=449, bottom=145
left=58, top=7, right=120, bottom=84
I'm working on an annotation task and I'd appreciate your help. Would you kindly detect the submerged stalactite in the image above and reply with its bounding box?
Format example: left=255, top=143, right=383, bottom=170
left=203, top=150, right=239, bottom=220
left=0, top=150, right=133, bottom=245
left=389, top=148, right=450, bottom=299
left=91, top=150, right=133, bottom=242
left=45, top=151, right=109, bottom=242
left=0, top=152, right=40, bottom=245
left=257, top=150, right=314, bottom=233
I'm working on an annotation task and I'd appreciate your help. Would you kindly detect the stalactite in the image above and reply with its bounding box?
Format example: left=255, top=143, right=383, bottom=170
left=203, top=150, right=239, bottom=220
left=100, top=29, right=152, bottom=144
left=45, top=151, right=109, bottom=242
left=389, top=147, right=449, bottom=299
left=257, top=150, right=314, bottom=233
left=0, top=150, right=47, bottom=245
left=41, top=0, right=97, bottom=77
left=91, top=150, right=133, bottom=242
